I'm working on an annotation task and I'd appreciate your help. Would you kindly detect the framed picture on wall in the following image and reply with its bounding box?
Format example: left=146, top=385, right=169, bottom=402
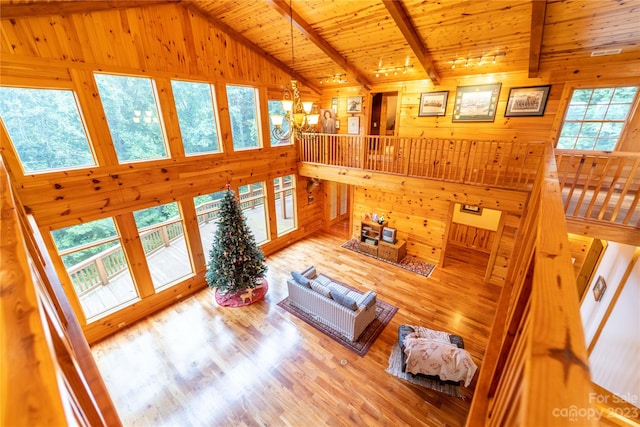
left=593, top=276, right=607, bottom=301
left=504, top=85, right=551, bottom=117
left=347, top=96, right=362, bottom=113
left=460, top=204, right=482, bottom=215
left=418, top=91, right=448, bottom=116
left=452, top=83, right=501, bottom=122
left=347, top=116, right=359, bottom=134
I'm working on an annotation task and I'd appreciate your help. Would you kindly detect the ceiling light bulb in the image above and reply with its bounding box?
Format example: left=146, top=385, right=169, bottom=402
left=394, top=70, right=398, bottom=76
left=375, top=73, right=379, bottom=78
left=385, top=72, right=388, bottom=76
left=403, top=68, right=407, bottom=74
left=492, top=55, right=497, bottom=64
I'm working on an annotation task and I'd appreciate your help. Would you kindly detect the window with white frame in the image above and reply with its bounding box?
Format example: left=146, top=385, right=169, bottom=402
left=557, top=86, right=638, bottom=151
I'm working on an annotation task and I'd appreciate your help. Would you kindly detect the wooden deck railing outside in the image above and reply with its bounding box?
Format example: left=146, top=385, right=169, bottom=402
left=556, top=150, right=640, bottom=227
left=300, top=134, right=545, bottom=191
left=63, top=182, right=294, bottom=295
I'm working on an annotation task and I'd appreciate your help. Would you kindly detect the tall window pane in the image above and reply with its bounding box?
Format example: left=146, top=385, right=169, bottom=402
left=51, top=218, right=136, bottom=320
left=94, top=73, right=167, bottom=162
left=194, top=190, right=226, bottom=264
left=274, top=175, right=296, bottom=236
left=171, top=80, right=221, bottom=155
left=268, top=99, right=291, bottom=145
left=226, top=85, right=260, bottom=150
left=557, top=86, right=638, bottom=150
left=133, top=202, right=193, bottom=290
left=0, top=87, right=95, bottom=173
left=238, top=182, right=268, bottom=244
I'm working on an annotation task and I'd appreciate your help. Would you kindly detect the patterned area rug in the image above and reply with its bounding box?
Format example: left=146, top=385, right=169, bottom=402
left=341, top=239, right=436, bottom=278
left=277, top=292, right=398, bottom=357
left=386, top=343, right=464, bottom=399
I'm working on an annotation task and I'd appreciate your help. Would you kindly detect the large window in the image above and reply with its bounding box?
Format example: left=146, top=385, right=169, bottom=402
left=238, top=182, right=268, bottom=244
left=226, top=85, right=260, bottom=150
left=94, top=73, right=168, bottom=162
left=51, top=218, right=137, bottom=320
left=0, top=87, right=95, bottom=173
left=274, top=175, right=296, bottom=236
left=133, top=202, right=193, bottom=290
left=557, top=86, right=638, bottom=151
left=268, top=99, right=291, bottom=145
left=194, top=190, right=226, bottom=264
left=171, top=80, right=221, bottom=155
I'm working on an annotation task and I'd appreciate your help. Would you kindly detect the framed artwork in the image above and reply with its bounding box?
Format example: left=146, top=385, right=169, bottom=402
left=505, top=85, right=551, bottom=117
left=593, top=276, right=606, bottom=301
left=347, top=96, right=362, bottom=113
left=452, top=83, right=501, bottom=122
left=419, top=91, right=448, bottom=116
left=347, top=116, right=359, bottom=134
left=331, top=97, right=338, bottom=114
left=460, top=204, right=482, bottom=215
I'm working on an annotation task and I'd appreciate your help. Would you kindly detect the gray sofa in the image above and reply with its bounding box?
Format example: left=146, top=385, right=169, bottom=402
left=287, top=266, right=377, bottom=341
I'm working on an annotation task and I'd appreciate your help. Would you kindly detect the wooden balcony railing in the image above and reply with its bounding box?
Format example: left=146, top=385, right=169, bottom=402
left=556, top=150, right=640, bottom=227
left=468, top=142, right=596, bottom=426
left=300, top=134, right=546, bottom=191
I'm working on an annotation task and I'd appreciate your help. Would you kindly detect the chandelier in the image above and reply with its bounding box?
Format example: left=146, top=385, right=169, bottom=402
left=270, top=0, right=319, bottom=142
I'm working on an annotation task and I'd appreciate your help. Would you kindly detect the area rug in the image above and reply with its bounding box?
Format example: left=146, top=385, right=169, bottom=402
left=277, top=293, right=398, bottom=357
left=386, top=343, right=464, bottom=398
left=341, top=239, right=436, bottom=278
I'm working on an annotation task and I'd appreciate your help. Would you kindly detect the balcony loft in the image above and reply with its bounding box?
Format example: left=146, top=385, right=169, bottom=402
left=297, top=134, right=640, bottom=245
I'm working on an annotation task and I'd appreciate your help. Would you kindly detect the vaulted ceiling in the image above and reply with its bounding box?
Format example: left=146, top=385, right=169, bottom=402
left=2, top=0, right=639, bottom=92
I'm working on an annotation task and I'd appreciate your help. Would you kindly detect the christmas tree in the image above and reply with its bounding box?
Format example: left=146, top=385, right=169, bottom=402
left=205, top=189, right=267, bottom=295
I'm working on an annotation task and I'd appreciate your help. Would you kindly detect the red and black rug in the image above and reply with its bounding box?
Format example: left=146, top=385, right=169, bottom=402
left=341, top=239, right=436, bottom=278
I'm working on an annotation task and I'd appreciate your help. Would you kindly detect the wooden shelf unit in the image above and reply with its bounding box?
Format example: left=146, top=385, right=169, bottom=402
left=359, top=220, right=387, bottom=256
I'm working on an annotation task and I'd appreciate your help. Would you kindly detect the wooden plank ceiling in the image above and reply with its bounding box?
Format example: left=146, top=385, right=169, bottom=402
left=1, top=0, right=639, bottom=90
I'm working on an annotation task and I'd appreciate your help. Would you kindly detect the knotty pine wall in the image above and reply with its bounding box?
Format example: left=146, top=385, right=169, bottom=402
left=0, top=3, right=323, bottom=342
left=318, top=61, right=639, bottom=284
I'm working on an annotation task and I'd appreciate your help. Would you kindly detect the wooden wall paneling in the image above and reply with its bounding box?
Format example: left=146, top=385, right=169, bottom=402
left=265, top=174, right=277, bottom=241
left=70, top=68, right=120, bottom=167
left=114, top=212, right=156, bottom=299
left=439, top=201, right=455, bottom=267
left=178, top=196, right=206, bottom=274
left=257, top=86, right=271, bottom=149
left=485, top=210, right=507, bottom=283
left=213, top=81, right=234, bottom=154
left=154, top=77, right=185, bottom=159
left=617, top=88, right=640, bottom=152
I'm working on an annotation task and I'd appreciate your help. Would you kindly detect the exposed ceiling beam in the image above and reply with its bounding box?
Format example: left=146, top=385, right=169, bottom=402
left=267, top=0, right=372, bottom=90
left=382, top=0, right=440, bottom=86
left=185, top=4, right=321, bottom=94
left=0, top=1, right=180, bottom=18
left=528, top=0, right=547, bottom=78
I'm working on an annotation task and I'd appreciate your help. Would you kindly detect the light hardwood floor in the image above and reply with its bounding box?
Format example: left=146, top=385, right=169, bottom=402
left=91, top=226, right=501, bottom=426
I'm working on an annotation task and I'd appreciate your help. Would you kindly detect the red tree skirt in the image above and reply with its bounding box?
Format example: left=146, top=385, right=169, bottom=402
left=214, top=278, right=268, bottom=307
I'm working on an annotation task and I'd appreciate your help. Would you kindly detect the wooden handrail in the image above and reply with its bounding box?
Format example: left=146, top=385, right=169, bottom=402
left=300, top=134, right=545, bottom=191
left=1, top=158, right=121, bottom=426
left=555, top=150, right=640, bottom=227
left=467, top=142, right=596, bottom=426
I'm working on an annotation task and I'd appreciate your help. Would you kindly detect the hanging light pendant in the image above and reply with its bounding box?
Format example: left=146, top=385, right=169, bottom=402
left=270, top=0, right=319, bottom=142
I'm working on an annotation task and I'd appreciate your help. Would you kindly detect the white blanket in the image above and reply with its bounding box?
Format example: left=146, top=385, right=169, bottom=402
left=403, top=328, right=478, bottom=387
